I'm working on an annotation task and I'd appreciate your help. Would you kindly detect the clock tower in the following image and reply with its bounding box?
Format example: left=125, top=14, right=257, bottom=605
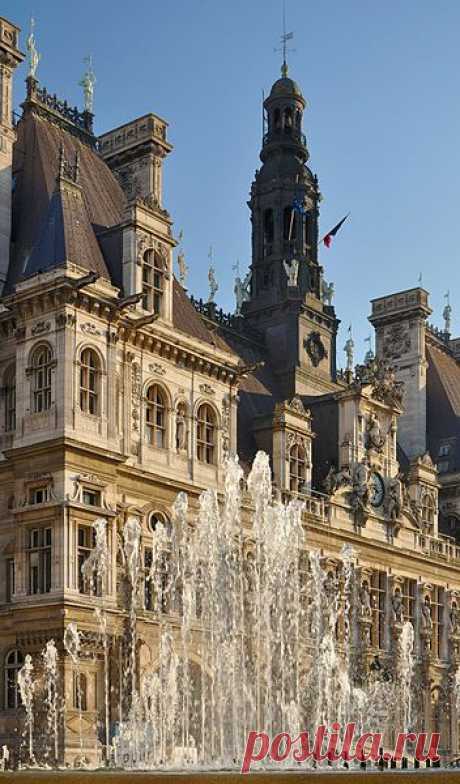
left=243, top=62, right=340, bottom=397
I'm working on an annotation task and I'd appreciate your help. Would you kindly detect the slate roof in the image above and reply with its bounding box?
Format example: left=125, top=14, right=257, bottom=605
left=426, top=341, right=460, bottom=472
left=9, top=100, right=235, bottom=359
left=24, top=171, right=110, bottom=279
left=9, top=110, right=124, bottom=292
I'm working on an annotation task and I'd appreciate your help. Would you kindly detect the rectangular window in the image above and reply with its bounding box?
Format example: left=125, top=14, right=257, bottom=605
left=78, top=525, right=100, bottom=595
left=402, top=578, right=416, bottom=624
left=82, top=489, right=101, bottom=507
left=5, top=382, right=16, bottom=432
left=432, top=586, right=444, bottom=659
left=27, top=527, right=52, bottom=594
left=144, top=547, right=154, bottom=610
left=371, top=571, right=387, bottom=650
left=6, top=558, right=15, bottom=602
left=29, top=485, right=50, bottom=505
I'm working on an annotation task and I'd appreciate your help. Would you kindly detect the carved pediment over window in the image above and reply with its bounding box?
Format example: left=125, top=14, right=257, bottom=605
left=136, top=231, right=154, bottom=265
left=67, top=473, right=113, bottom=511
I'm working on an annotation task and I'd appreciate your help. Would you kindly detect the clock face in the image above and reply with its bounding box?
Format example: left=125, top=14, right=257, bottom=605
left=369, top=472, right=385, bottom=508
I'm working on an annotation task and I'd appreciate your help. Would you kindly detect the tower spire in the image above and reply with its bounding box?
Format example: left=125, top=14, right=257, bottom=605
left=279, top=0, right=294, bottom=77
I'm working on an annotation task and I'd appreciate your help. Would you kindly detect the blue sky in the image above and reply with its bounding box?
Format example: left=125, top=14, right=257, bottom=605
left=6, top=0, right=460, bottom=367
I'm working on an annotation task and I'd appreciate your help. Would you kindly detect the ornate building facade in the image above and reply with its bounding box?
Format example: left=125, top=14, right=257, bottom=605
left=1, top=15, right=460, bottom=765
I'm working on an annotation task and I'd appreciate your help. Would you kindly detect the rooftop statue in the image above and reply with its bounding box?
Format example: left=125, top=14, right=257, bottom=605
left=26, top=17, right=41, bottom=79
left=79, top=55, right=96, bottom=113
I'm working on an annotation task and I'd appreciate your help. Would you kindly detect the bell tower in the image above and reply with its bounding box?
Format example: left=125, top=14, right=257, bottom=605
left=243, top=63, right=340, bottom=397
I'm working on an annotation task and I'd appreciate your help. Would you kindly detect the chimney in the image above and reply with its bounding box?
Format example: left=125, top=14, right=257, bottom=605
left=0, top=17, right=25, bottom=294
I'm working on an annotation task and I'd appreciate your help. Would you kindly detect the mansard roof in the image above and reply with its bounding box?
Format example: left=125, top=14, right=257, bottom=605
left=426, top=339, right=460, bottom=472
left=9, top=108, right=125, bottom=293
left=24, top=160, right=110, bottom=279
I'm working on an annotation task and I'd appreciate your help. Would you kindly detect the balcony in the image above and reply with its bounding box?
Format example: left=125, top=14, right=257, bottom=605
left=413, top=531, right=460, bottom=563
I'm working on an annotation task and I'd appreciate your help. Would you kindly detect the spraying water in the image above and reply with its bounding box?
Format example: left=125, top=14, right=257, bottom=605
left=17, top=654, right=35, bottom=766
left=42, top=639, right=59, bottom=765
left=12, top=453, right=420, bottom=769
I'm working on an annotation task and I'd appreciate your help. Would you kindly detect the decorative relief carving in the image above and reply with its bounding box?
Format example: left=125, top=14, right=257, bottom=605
left=365, top=412, right=386, bottom=451
left=353, top=358, right=403, bottom=408
left=131, top=362, right=142, bottom=431
left=199, top=383, right=215, bottom=396
left=222, top=394, right=230, bottom=456
left=67, top=474, right=113, bottom=511
left=81, top=322, right=102, bottom=336
left=304, top=331, right=328, bottom=368
left=137, top=231, right=153, bottom=265
left=383, top=323, right=411, bottom=358
left=31, top=320, right=51, bottom=336
left=14, top=326, right=26, bottom=341
left=149, top=363, right=166, bottom=376
left=56, top=313, right=77, bottom=329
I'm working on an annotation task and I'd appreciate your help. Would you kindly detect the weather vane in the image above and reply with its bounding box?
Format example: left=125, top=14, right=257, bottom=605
left=79, top=55, right=96, bottom=114
left=274, top=1, right=295, bottom=77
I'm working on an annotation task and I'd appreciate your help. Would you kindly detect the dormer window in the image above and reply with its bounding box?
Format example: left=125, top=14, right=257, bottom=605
left=289, top=443, right=306, bottom=493
left=142, top=249, right=164, bottom=315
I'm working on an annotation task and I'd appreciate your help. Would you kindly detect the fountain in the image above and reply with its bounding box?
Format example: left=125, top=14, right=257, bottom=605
left=6, top=452, right=436, bottom=772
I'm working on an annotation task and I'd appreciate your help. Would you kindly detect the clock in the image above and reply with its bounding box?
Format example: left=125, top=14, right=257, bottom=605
left=369, top=472, right=385, bottom=508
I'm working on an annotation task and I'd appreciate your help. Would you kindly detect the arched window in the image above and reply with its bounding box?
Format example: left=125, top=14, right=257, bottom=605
left=289, top=443, right=306, bottom=493
left=422, top=494, right=435, bottom=529
left=4, top=364, right=16, bottom=432
left=145, top=384, right=166, bottom=448
left=283, top=107, right=293, bottom=132
left=80, top=348, right=100, bottom=416
left=73, top=671, right=87, bottom=711
left=32, top=345, right=52, bottom=413
left=148, top=510, right=171, bottom=536
left=5, top=649, right=24, bottom=709
left=283, top=206, right=297, bottom=241
left=295, top=110, right=302, bottom=128
left=263, top=208, right=274, bottom=248
left=196, top=404, right=216, bottom=465
left=274, top=108, right=281, bottom=130
left=142, top=249, right=165, bottom=315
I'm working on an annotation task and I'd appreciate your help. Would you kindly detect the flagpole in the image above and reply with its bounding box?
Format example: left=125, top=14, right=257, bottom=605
left=317, top=212, right=350, bottom=247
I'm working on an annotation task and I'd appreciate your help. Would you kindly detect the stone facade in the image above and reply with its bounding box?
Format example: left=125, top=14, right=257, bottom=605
left=0, top=16, right=460, bottom=767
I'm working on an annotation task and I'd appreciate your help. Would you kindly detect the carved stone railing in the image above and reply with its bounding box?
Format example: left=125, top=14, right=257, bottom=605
left=427, top=322, right=450, bottom=345
left=413, top=531, right=460, bottom=563
left=189, top=296, right=264, bottom=342
left=283, top=488, right=330, bottom=525
left=24, top=76, right=95, bottom=146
